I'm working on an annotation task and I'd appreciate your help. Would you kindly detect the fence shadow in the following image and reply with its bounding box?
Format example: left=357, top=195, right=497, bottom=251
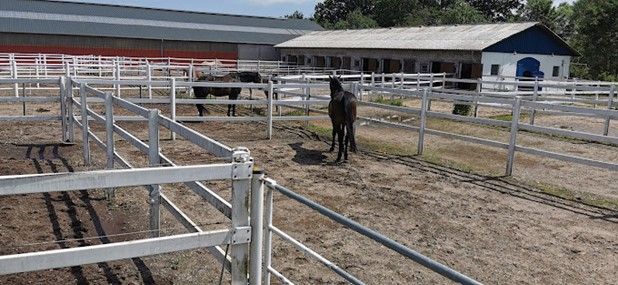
left=23, top=144, right=154, bottom=284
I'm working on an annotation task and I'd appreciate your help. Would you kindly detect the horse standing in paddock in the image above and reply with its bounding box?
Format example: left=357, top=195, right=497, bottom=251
left=328, top=76, right=357, bottom=162
left=193, top=74, right=242, bottom=117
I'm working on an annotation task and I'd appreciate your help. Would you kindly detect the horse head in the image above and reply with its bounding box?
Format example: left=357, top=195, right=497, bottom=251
left=329, top=75, right=344, bottom=97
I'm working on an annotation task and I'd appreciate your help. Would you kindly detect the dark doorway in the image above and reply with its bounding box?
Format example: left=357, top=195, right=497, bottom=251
left=362, top=58, right=380, bottom=73
left=383, top=59, right=402, bottom=73
left=330, top=57, right=342, bottom=69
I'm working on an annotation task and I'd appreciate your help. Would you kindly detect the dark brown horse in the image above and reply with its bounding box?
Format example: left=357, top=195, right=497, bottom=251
left=328, top=76, right=357, bottom=161
left=192, top=74, right=243, bottom=117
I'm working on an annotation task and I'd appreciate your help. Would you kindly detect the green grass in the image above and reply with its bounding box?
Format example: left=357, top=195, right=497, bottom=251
left=372, top=97, right=404, bottom=107
left=531, top=181, right=618, bottom=210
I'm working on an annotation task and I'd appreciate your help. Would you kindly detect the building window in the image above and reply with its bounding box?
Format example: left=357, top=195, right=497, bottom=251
left=420, top=63, right=429, bottom=73
left=552, top=66, right=560, bottom=77
left=490, top=64, right=500, bottom=76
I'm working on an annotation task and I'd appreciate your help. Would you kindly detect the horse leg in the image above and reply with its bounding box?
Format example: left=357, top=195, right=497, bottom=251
left=196, top=104, right=204, bottom=117
left=336, top=124, right=344, bottom=162
left=227, top=104, right=232, bottom=117
left=344, top=130, right=349, bottom=161
left=347, top=122, right=357, bottom=153
left=329, top=121, right=336, bottom=152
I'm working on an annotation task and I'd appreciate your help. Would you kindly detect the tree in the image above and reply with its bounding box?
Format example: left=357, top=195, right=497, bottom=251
left=285, top=10, right=305, bottom=19
left=440, top=0, right=487, bottom=25
left=553, top=3, right=575, bottom=40
left=521, top=0, right=557, bottom=31
left=314, top=0, right=376, bottom=27
left=373, top=0, right=419, bottom=27
left=333, top=9, right=379, bottom=30
left=571, top=0, right=618, bottom=80
left=465, top=0, right=523, bottom=22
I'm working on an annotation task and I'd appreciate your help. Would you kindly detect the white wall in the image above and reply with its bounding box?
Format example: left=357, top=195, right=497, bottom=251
left=481, top=52, right=571, bottom=90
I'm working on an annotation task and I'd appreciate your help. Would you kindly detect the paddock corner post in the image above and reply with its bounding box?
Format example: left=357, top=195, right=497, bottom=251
left=231, top=147, right=254, bottom=285
left=530, top=77, right=539, bottom=125
left=418, top=88, right=429, bottom=155
left=267, top=81, right=274, bottom=140
left=147, top=63, right=153, bottom=99
left=59, top=76, right=68, bottom=142
left=105, top=92, right=116, bottom=201
left=148, top=109, right=161, bottom=237
left=170, top=78, right=177, bottom=141
left=66, top=77, right=75, bottom=143
left=604, top=85, right=615, bottom=136
left=506, top=97, right=522, bottom=176
left=473, top=78, right=481, bottom=118
left=249, top=170, right=265, bottom=285
left=79, top=83, right=90, bottom=166
left=262, top=179, right=274, bottom=285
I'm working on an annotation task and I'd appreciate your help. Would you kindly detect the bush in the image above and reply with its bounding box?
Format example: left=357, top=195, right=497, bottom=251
left=452, top=103, right=472, bottom=116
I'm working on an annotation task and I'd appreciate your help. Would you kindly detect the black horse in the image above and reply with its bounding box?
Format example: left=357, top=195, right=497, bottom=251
left=192, top=72, right=262, bottom=117
left=328, top=76, right=358, bottom=162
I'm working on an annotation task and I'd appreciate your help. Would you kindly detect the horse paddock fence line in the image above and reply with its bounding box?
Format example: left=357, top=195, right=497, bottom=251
left=0, top=76, right=486, bottom=284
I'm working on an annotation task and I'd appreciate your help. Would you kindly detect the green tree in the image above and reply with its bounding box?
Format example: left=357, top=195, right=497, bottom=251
left=285, top=10, right=305, bottom=19
left=333, top=9, right=379, bottom=29
left=314, top=0, right=376, bottom=27
left=465, top=0, right=523, bottom=21
left=440, top=0, right=487, bottom=25
left=521, top=0, right=557, bottom=30
left=553, top=3, right=575, bottom=40
left=373, top=0, right=419, bottom=27
left=571, top=0, right=618, bottom=80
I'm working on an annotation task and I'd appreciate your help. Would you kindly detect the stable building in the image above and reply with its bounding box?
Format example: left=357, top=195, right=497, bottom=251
left=0, top=0, right=323, bottom=60
left=276, top=22, right=578, bottom=82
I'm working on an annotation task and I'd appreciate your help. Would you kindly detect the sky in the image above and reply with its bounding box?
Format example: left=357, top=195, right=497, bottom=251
left=61, top=0, right=575, bottom=18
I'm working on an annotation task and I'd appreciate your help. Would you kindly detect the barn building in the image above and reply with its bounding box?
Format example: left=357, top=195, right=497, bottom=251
left=276, top=22, right=578, bottom=83
left=0, top=0, right=323, bottom=60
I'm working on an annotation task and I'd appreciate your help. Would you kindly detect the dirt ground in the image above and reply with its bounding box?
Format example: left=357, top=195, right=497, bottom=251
left=0, top=88, right=616, bottom=284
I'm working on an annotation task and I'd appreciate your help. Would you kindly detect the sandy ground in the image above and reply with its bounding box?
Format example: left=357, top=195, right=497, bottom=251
left=0, top=87, right=616, bottom=284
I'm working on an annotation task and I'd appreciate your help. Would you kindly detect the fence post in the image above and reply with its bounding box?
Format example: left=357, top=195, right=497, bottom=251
left=170, top=78, right=177, bottom=140
left=10, top=54, right=18, bottom=97
left=60, top=76, right=68, bottom=142
left=416, top=71, right=421, bottom=90
left=604, top=85, right=615, bottom=136
left=305, top=79, right=311, bottom=128
left=231, top=148, right=253, bottom=285
left=418, top=89, right=429, bottom=155
left=473, top=78, right=481, bottom=118
left=506, top=97, right=522, bottom=176
left=427, top=74, right=434, bottom=111
left=148, top=109, right=161, bottom=237
left=262, top=179, right=274, bottom=285
left=105, top=92, right=116, bottom=201
left=267, top=80, right=274, bottom=140
left=79, top=83, right=90, bottom=166
left=147, top=62, right=153, bottom=99
left=115, top=60, right=122, bottom=97
left=530, top=77, right=539, bottom=125
left=249, top=170, right=265, bottom=285
left=67, top=78, right=75, bottom=143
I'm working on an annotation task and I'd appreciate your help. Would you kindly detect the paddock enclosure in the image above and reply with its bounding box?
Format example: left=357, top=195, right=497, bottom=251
left=0, top=54, right=616, bottom=284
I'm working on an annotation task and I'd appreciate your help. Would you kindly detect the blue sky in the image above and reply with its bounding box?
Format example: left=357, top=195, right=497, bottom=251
left=62, top=0, right=575, bottom=18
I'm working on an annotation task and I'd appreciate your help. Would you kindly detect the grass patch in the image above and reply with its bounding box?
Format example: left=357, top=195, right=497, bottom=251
left=531, top=181, right=618, bottom=210
left=489, top=112, right=529, bottom=121
left=422, top=150, right=477, bottom=174
left=372, top=97, right=404, bottom=106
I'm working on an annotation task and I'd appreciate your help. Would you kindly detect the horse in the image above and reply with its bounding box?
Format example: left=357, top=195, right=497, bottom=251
left=193, top=74, right=242, bottom=117
left=328, top=76, right=358, bottom=162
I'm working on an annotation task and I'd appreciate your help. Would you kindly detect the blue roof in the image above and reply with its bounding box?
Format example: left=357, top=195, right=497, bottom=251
left=483, top=25, right=577, bottom=56
left=0, top=0, right=324, bottom=45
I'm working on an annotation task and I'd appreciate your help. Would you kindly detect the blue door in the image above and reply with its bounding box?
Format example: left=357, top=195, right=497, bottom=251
left=516, top=57, right=543, bottom=78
